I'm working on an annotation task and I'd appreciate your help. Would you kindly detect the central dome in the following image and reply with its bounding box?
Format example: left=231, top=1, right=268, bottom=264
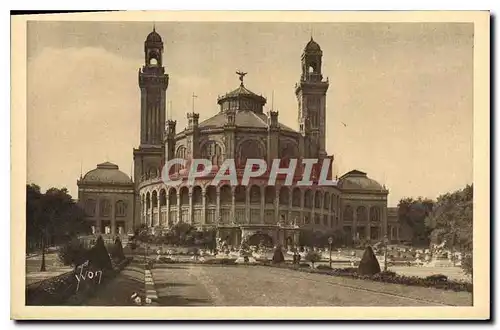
left=217, top=74, right=267, bottom=114
left=146, top=30, right=162, bottom=43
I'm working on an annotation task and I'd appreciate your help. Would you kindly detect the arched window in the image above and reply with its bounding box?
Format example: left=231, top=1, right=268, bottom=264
left=279, top=142, right=299, bottom=168
left=343, top=205, right=353, bottom=222
left=265, top=186, right=275, bottom=205
left=99, top=199, right=111, bottom=217
left=279, top=187, right=290, bottom=206
left=292, top=188, right=301, bottom=207
left=323, top=192, right=330, bottom=210
left=201, top=141, right=223, bottom=166
left=238, top=140, right=265, bottom=167
left=85, top=199, right=96, bottom=217
left=116, top=200, right=127, bottom=217
left=174, top=146, right=187, bottom=172
left=206, top=186, right=216, bottom=205
left=250, top=186, right=261, bottom=204
left=304, top=190, right=312, bottom=208
left=357, top=206, right=367, bottom=222
left=370, top=206, right=380, bottom=222
left=314, top=191, right=322, bottom=209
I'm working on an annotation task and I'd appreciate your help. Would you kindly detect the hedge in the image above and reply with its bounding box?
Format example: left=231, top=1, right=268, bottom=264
left=263, top=263, right=472, bottom=292
left=26, top=257, right=131, bottom=306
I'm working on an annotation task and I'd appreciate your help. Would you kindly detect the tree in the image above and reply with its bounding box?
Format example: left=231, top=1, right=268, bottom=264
left=397, top=197, right=434, bottom=246
left=425, top=184, right=473, bottom=257
left=26, top=184, right=90, bottom=271
left=305, top=250, right=321, bottom=268
left=358, top=246, right=381, bottom=275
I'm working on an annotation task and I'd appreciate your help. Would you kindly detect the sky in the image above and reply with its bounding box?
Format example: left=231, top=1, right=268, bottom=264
left=26, top=21, right=473, bottom=206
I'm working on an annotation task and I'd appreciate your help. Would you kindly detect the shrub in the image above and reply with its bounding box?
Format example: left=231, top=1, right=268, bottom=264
left=316, top=264, right=332, bottom=270
left=299, top=263, right=311, bottom=268
left=110, top=237, right=125, bottom=261
left=358, top=246, right=381, bottom=276
left=305, top=250, right=322, bottom=268
left=87, top=235, right=113, bottom=271
left=58, top=238, right=89, bottom=270
left=203, top=258, right=236, bottom=265
left=272, top=246, right=285, bottom=264
left=462, top=253, right=473, bottom=276
left=425, top=274, right=448, bottom=283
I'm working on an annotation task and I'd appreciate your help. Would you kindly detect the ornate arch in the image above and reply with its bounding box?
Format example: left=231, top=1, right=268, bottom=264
left=201, top=140, right=224, bottom=166
left=237, top=139, right=266, bottom=166
left=174, top=145, right=187, bottom=172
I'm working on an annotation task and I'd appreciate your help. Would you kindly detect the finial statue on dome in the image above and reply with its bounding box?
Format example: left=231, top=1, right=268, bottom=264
left=236, top=70, right=247, bottom=86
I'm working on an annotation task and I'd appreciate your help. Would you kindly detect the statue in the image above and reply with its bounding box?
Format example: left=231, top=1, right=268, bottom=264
left=236, top=70, right=247, bottom=85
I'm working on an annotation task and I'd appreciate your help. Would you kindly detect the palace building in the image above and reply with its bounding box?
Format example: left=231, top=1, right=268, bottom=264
left=78, top=28, right=402, bottom=246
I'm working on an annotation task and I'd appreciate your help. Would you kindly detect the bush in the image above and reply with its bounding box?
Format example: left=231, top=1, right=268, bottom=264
left=110, top=237, right=125, bottom=261
left=425, top=274, right=448, bottom=283
left=87, top=235, right=113, bottom=271
left=462, top=253, right=473, bottom=276
left=272, top=246, right=285, bottom=264
left=299, top=263, right=311, bottom=268
left=358, top=246, right=381, bottom=276
left=58, top=238, right=89, bottom=270
left=305, top=250, right=322, bottom=267
left=316, top=264, right=332, bottom=270
left=203, top=258, right=236, bottom=265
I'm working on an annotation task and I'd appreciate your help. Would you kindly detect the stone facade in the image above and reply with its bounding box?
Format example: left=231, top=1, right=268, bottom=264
left=77, top=29, right=400, bottom=247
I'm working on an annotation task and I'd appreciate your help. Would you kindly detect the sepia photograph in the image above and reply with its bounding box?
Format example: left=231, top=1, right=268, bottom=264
left=11, top=10, right=490, bottom=320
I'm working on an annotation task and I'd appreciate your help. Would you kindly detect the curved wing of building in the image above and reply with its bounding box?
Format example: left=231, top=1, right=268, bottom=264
left=78, top=29, right=402, bottom=248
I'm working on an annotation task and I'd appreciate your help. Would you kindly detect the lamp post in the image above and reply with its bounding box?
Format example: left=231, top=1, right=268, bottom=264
left=328, top=236, right=333, bottom=268
left=383, top=234, right=389, bottom=271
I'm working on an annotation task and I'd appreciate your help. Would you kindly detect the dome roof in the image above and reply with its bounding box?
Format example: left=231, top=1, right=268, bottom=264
left=305, top=37, right=321, bottom=52
left=146, top=29, right=162, bottom=43
left=338, top=170, right=384, bottom=191
left=81, top=162, right=133, bottom=185
left=217, top=77, right=267, bottom=114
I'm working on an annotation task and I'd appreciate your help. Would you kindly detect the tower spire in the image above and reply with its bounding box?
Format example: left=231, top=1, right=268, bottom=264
left=271, top=90, right=274, bottom=110
left=153, top=22, right=156, bottom=32
left=191, top=92, right=197, bottom=113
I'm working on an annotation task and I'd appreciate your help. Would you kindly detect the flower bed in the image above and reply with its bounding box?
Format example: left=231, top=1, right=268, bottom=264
left=263, top=263, right=472, bottom=293
left=26, top=257, right=132, bottom=306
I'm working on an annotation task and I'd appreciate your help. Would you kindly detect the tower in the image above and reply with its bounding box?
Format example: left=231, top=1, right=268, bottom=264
left=138, top=27, right=169, bottom=146
left=295, top=37, right=329, bottom=160
left=133, top=27, right=169, bottom=227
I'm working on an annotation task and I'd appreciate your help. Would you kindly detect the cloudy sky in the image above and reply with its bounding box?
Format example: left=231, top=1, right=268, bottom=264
left=26, top=21, right=473, bottom=206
